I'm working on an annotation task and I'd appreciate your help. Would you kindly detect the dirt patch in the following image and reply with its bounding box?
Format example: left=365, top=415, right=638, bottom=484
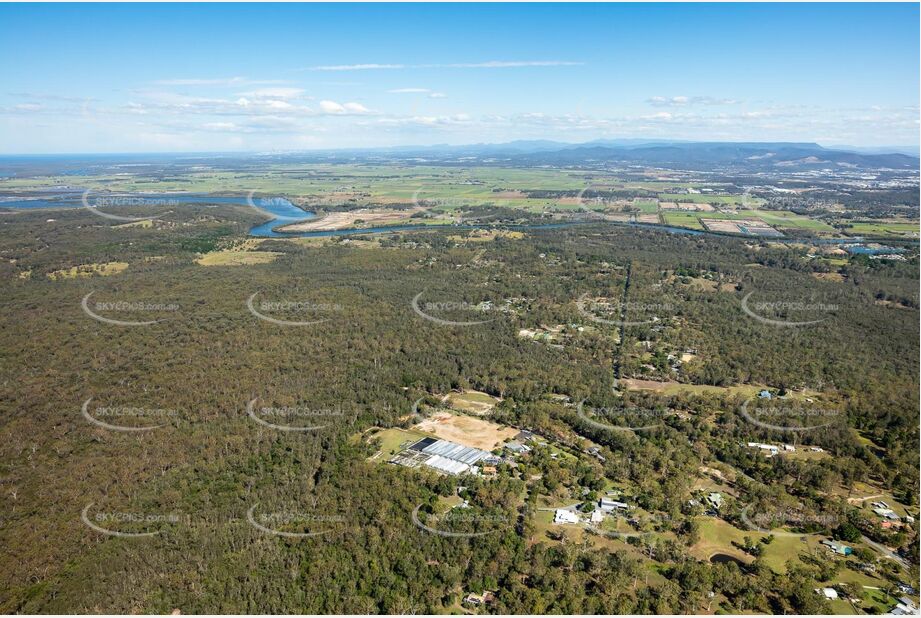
left=277, top=207, right=423, bottom=232
left=621, top=378, right=676, bottom=392
left=812, top=272, right=845, bottom=282
left=196, top=251, right=281, bottom=266
left=413, top=411, right=517, bottom=450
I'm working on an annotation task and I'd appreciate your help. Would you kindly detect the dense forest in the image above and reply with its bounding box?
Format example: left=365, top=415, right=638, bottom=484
left=0, top=198, right=917, bottom=613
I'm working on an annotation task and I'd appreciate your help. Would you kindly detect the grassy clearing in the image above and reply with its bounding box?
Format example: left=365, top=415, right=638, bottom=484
left=842, top=221, right=919, bottom=237
left=689, top=517, right=754, bottom=564
left=47, top=261, right=128, bottom=279
left=444, top=390, right=501, bottom=415
left=621, top=379, right=763, bottom=397
left=368, top=427, right=428, bottom=459
left=737, top=210, right=836, bottom=231
left=662, top=212, right=705, bottom=230
left=633, top=199, right=659, bottom=214
left=196, top=250, right=281, bottom=266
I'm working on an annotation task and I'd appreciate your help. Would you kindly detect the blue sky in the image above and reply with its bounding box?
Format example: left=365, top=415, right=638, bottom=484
left=1, top=3, right=918, bottom=153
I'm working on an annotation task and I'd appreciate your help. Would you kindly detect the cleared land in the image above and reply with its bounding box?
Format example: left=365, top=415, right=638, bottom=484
left=277, top=207, right=425, bottom=232
left=47, top=261, right=128, bottom=279
left=413, top=410, right=517, bottom=450
left=443, top=390, right=501, bottom=415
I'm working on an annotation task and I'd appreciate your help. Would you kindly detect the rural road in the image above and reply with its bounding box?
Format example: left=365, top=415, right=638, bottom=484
left=861, top=535, right=909, bottom=568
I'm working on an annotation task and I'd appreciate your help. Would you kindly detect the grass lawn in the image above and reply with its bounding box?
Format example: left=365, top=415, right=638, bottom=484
left=369, top=427, right=428, bottom=459
left=633, top=199, right=659, bottom=214
left=689, top=517, right=754, bottom=565
left=662, top=212, right=705, bottom=230
left=659, top=194, right=751, bottom=205
left=842, top=221, right=919, bottom=237
left=737, top=210, right=836, bottom=231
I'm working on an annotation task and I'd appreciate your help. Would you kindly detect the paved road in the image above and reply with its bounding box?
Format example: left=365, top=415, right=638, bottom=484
left=861, top=534, right=909, bottom=568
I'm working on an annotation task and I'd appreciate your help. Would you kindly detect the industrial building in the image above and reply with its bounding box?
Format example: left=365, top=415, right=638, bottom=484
left=389, top=437, right=495, bottom=475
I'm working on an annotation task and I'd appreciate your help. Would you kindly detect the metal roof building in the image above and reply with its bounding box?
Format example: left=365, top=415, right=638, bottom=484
left=391, top=438, right=493, bottom=475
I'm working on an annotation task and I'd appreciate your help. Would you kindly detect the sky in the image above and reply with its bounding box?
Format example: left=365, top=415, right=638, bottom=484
left=0, top=3, right=918, bottom=153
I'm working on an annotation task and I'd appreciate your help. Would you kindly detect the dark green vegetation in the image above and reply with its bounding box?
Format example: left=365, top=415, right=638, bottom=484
left=0, top=188, right=918, bottom=614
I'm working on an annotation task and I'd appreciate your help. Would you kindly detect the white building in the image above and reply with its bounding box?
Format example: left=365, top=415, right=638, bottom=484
left=599, top=498, right=630, bottom=512
left=554, top=509, right=580, bottom=524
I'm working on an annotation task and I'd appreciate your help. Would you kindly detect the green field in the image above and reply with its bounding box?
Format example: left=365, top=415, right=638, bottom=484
left=661, top=212, right=705, bottom=229
left=633, top=199, right=659, bottom=214
left=658, top=193, right=764, bottom=206
left=842, top=221, right=920, bottom=237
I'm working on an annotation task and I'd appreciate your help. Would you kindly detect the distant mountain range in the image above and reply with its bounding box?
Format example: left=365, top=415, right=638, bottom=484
left=3, top=140, right=918, bottom=174
left=353, top=140, right=919, bottom=171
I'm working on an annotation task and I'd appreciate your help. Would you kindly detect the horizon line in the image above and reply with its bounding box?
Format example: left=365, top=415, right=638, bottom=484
left=1, top=138, right=919, bottom=158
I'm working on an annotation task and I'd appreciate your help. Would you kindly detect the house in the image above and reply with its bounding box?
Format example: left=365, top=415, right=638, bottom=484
left=896, top=583, right=918, bottom=595
left=554, top=509, right=580, bottom=524
left=758, top=390, right=772, bottom=399
left=707, top=492, right=723, bottom=509
left=463, top=591, right=496, bottom=606
left=816, top=587, right=839, bottom=600
left=747, top=442, right=780, bottom=456
left=515, top=430, right=536, bottom=442
left=872, top=501, right=890, bottom=509
left=782, top=444, right=796, bottom=452
left=504, top=441, right=531, bottom=455
left=904, top=515, right=915, bottom=524
left=809, top=446, right=824, bottom=452
left=821, top=540, right=852, bottom=555
left=888, top=598, right=918, bottom=615
left=873, top=507, right=900, bottom=520
left=599, top=498, right=630, bottom=512
left=589, top=510, right=604, bottom=524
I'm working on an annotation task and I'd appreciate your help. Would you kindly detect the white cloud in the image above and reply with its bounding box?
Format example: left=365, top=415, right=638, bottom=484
left=239, top=87, right=305, bottom=99
left=319, top=100, right=371, bottom=114
left=311, top=64, right=406, bottom=71
left=387, top=88, right=448, bottom=99
left=305, top=60, right=582, bottom=71
left=648, top=95, right=740, bottom=107
left=153, top=77, right=285, bottom=87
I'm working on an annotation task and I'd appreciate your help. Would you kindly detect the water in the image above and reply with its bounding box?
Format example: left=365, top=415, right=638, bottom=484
left=8, top=192, right=900, bottom=245
left=846, top=245, right=905, bottom=255
left=248, top=197, right=317, bottom=236
left=709, top=553, right=745, bottom=566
